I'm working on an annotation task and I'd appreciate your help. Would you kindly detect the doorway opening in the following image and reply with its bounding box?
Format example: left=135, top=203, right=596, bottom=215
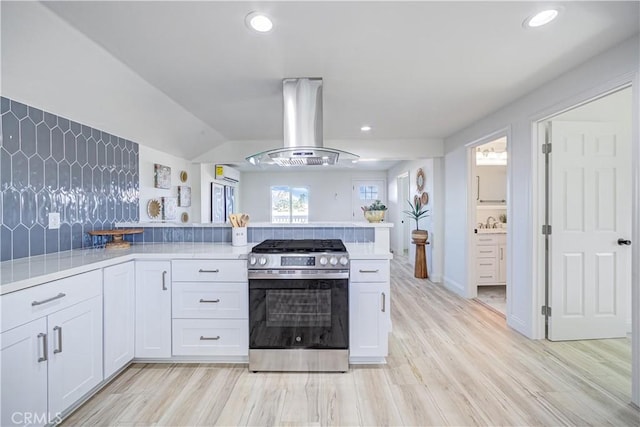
left=396, top=173, right=410, bottom=257
left=468, top=136, right=509, bottom=316
left=536, top=86, right=633, bottom=341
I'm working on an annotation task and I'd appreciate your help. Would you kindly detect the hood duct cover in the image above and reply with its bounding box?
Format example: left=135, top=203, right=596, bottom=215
left=246, top=78, right=359, bottom=167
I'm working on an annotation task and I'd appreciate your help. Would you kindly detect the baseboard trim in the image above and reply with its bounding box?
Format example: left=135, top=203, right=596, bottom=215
left=443, top=275, right=465, bottom=296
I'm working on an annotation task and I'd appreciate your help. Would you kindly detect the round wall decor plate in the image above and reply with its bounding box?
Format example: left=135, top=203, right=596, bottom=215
left=181, top=212, right=189, bottom=223
left=179, top=170, right=188, bottom=183
left=421, top=192, right=429, bottom=205
left=147, top=199, right=162, bottom=220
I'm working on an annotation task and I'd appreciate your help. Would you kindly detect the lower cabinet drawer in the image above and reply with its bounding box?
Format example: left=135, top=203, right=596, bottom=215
left=172, top=319, right=248, bottom=356
left=172, top=283, right=248, bottom=319
left=476, top=259, right=497, bottom=272
left=477, top=272, right=497, bottom=283
left=476, top=245, right=497, bottom=258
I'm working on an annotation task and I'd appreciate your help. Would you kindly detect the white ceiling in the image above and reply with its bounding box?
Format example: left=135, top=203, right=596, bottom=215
left=43, top=1, right=639, bottom=160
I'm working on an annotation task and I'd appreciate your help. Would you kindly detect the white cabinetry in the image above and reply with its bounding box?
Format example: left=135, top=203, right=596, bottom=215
left=103, top=262, right=135, bottom=378
left=1, top=318, right=48, bottom=426
left=135, top=261, right=172, bottom=358
left=47, top=296, right=103, bottom=416
left=171, top=260, right=248, bottom=357
left=349, top=260, right=390, bottom=362
left=475, top=234, right=506, bottom=286
left=0, top=271, right=103, bottom=426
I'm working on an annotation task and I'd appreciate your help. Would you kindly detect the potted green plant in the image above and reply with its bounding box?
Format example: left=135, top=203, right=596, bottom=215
left=403, top=198, right=430, bottom=243
left=361, top=200, right=388, bottom=223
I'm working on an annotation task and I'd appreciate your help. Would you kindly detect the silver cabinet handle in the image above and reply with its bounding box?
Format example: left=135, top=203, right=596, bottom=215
left=479, top=250, right=492, bottom=254
left=32, top=293, right=66, bottom=306
left=359, top=269, right=379, bottom=273
left=480, top=275, right=493, bottom=279
left=381, top=292, right=386, bottom=313
left=479, top=263, right=492, bottom=266
left=478, top=238, right=492, bottom=242
left=37, top=333, right=48, bottom=362
left=162, top=271, right=168, bottom=291
left=199, top=298, right=220, bottom=303
left=199, top=269, right=220, bottom=273
left=200, top=336, right=220, bottom=341
left=53, top=326, right=62, bottom=354
left=500, top=247, right=504, bottom=260
left=476, top=176, right=480, bottom=200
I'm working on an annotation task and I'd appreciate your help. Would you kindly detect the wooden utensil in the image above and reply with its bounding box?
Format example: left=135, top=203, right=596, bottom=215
left=241, top=214, right=249, bottom=227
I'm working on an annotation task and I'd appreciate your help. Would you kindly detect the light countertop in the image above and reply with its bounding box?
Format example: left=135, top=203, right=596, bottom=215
left=116, top=221, right=394, bottom=228
left=0, top=242, right=392, bottom=295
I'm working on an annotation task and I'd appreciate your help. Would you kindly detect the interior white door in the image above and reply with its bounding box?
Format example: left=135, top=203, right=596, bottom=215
left=548, top=121, right=631, bottom=340
left=352, top=179, right=386, bottom=220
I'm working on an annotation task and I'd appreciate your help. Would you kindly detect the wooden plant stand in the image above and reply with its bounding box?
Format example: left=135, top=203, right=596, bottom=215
left=411, top=233, right=429, bottom=279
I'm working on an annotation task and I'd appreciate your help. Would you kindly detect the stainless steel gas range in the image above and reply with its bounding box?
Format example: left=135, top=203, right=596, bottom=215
left=247, top=239, right=349, bottom=372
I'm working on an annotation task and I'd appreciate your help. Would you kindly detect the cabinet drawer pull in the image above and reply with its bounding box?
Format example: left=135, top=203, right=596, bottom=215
left=479, top=251, right=492, bottom=254
left=199, top=298, right=220, bottom=303
left=37, top=333, right=48, bottom=362
left=359, top=269, right=379, bottom=273
left=479, top=263, right=492, bottom=266
left=31, top=293, right=66, bottom=306
left=479, top=239, right=492, bottom=242
left=162, top=271, right=168, bottom=291
left=200, top=335, right=221, bottom=341
left=381, top=292, right=386, bottom=313
left=480, top=275, right=493, bottom=279
left=199, top=269, right=220, bottom=273
left=53, top=326, right=62, bottom=354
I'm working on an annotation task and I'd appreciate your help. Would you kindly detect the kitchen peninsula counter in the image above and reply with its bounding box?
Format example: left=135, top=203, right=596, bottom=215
left=0, top=242, right=392, bottom=295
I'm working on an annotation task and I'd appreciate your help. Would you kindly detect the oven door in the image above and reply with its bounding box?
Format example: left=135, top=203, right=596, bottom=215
left=249, top=277, right=348, bottom=350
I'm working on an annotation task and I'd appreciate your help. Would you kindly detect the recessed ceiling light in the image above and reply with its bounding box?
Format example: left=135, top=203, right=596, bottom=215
left=360, top=125, right=372, bottom=132
left=245, top=11, right=273, bottom=33
left=524, top=9, right=559, bottom=28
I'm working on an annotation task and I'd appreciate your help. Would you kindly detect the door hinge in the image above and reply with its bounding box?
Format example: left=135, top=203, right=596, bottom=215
left=542, top=143, right=552, bottom=154
left=542, top=224, right=552, bottom=235
left=541, top=306, right=552, bottom=317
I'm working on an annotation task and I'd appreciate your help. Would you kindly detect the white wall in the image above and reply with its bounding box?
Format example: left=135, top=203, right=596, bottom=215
left=239, top=170, right=387, bottom=222
left=442, top=35, right=639, bottom=342
left=138, top=145, right=200, bottom=223
left=1, top=1, right=224, bottom=160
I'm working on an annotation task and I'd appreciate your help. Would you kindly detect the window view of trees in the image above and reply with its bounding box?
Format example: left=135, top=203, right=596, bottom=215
left=271, top=186, right=309, bottom=223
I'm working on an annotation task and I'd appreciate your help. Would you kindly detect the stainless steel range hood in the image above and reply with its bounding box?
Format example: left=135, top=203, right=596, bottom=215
left=246, top=78, right=359, bottom=167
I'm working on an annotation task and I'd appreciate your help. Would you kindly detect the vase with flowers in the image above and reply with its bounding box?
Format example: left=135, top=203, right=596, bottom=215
left=361, top=200, right=387, bottom=223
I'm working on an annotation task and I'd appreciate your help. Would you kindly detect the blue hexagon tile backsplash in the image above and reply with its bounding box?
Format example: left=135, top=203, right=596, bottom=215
left=0, top=97, right=140, bottom=261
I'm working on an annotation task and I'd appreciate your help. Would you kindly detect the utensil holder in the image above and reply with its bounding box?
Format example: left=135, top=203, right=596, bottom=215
left=232, top=227, right=247, bottom=246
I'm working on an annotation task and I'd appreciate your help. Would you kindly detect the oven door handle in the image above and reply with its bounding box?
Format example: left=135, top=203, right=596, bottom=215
left=248, top=271, right=349, bottom=280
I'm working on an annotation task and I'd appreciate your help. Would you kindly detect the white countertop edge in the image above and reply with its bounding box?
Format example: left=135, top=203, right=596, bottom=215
left=116, top=221, right=394, bottom=228
left=1, top=242, right=392, bottom=294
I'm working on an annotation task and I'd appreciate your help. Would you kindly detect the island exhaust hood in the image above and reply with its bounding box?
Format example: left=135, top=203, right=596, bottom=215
left=246, top=78, right=359, bottom=167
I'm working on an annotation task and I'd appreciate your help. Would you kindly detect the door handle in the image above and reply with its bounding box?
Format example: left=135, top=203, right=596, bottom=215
left=37, top=333, right=48, bottom=362
left=617, top=238, right=632, bottom=246
left=53, top=326, right=62, bottom=354
left=162, top=270, right=168, bottom=291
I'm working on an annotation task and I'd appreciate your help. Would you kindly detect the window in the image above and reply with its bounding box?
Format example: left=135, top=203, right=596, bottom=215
left=271, top=186, right=309, bottom=224
left=358, top=185, right=379, bottom=200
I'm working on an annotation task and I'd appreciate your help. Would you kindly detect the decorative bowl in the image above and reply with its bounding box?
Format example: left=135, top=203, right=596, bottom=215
left=364, top=210, right=385, bottom=223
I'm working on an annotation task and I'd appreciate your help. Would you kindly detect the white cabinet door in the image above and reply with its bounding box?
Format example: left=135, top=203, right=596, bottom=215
left=47, top=296, right=103, bottom=416
left=1, top=318, right=49, bottom=427
left=135, top=261, right=171, bottom=358
left=103, top=262, right=135, bottom=378
left=349, top=282, right=388, bottom=358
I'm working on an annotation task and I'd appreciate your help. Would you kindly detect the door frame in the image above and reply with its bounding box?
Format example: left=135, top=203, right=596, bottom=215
left=395, top=172, right=410, bottom=256
left=465, top=127, right=512, bottom=303
left=531, top=73, right=638, bottom=404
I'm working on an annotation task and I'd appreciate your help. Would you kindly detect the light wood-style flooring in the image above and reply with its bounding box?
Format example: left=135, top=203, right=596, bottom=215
left=475, top=285, right=506, bottom=315
left=63, top=256, right=638, bottom=426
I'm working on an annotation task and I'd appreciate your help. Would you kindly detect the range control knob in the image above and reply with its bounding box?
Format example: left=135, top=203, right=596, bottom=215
left=319, top=256, right=328, bottom=265
left=249, top=256, right=257, bottom=265
left=329, top=256, right=338, bottom=266
left=339, top=256, right=349, bottom=266
left=259, top=257, right=268, bottom=266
